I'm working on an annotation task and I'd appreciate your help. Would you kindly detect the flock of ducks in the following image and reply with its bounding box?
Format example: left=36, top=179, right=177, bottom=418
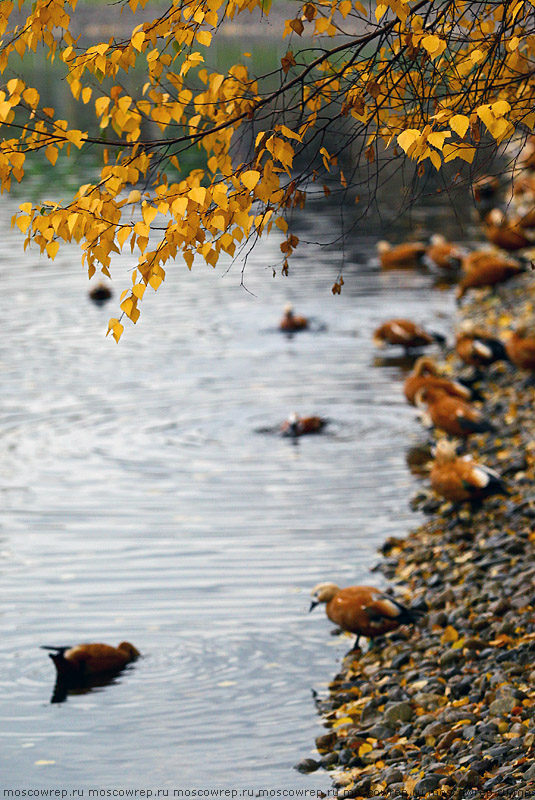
left=307, top=142, right=535, bottom=653
left=47, top=143, right=535, bottom=700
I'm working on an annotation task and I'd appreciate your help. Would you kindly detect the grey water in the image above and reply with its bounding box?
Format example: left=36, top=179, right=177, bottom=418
left=0, top=188, right=476, bottom=790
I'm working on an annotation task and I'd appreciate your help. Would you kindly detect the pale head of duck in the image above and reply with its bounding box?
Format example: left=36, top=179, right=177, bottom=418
left=433, top=439, right=458, bottom=464
left=309, top=582, right=340, bottom=611
left=413, top=356, right=438, bottom=377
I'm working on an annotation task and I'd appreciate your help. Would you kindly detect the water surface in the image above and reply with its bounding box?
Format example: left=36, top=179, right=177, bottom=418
left=0, top=190, right=475, bottom=790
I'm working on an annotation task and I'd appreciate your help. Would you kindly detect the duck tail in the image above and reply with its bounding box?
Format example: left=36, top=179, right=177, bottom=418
left=484, top=475, right=511, bottom=498
left=431, top=331, right=447, bottom=346
left=397, top=603, right=427, bottom=626
left=485, top=338, right=510, bottom=362
left=515, top=254, right=534, bottom=272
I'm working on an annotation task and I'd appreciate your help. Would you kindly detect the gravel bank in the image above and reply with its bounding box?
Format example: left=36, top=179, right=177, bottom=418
left=300, top=273, right=535, bottom=798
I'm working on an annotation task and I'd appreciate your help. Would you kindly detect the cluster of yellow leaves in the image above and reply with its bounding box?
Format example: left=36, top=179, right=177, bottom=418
left=0, top=0, right=534, bottom=339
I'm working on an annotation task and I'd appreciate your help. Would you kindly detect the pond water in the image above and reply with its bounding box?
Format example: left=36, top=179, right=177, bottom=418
left=0, top=186, right=476, bottom=790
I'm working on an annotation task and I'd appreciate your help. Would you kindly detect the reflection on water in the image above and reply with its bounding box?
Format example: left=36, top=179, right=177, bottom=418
left=0, top=188, right=478, bottom=789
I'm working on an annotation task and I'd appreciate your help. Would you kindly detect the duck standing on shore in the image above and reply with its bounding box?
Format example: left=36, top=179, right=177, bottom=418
left=309, top=583, right=424, bottom=650
left=415, top=386, right=495, bottom=438
left=455, top=324, right=510, bottom=371
left=505, top=326, right=535, bottom=381
left=404, top=357, right=478, bottom=406
left=484, top=209, right=532, bottom=251
left=456, top=251, right=525, bottom=301
left=373, top=319, right=445, bottom=353
left=430, top=439, right=509, bottom=505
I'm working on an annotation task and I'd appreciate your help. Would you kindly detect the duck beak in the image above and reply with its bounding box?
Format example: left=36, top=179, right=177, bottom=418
left=309, top=599, right=319, bottom=613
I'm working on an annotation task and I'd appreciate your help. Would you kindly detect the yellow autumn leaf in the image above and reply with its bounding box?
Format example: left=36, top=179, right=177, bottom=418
left=449, top=114, right=470, bottom=138
left=126, top=190, right=142, bottom=205
left=112, top=322, right=124, bottom=342
left=492, top=100, right=511, bottom=116
left=188, top=186, right=207, bottom=206
left=429, top=150, right=441, bottom=170
left=278, top=125, right=302, bottom=141
left=131, top=31, right=145, bottom=51
left=375, top=4, right=387, bottom=22
left=22, top=87, right=39, bottom=107
left=0, top=100, right=12, bottom=120
left=142, top=204, right=158, bottom=225
left=66, top=130, right=85, bottom=149
left=421, top=34, right=441, bottom=54
left=427, top=131, right=450, bottom=150
left=443, top=143, right=476, bottom=163
left=46, top=241, right=60, bottom=260
left=16, top=215, right=31, bottom=234
left=45, top=145, right=58, bottom=166
left=196, top=31, right=212, bottom=47
left=241, top=170, right=261, bottom=191
left=441, top=625, right=459, bottom=643
left=95, top=96, right=110, bottom=117
left=358, top=742, right=373, bottom=757
left=397, top=129, right=420, bottom=154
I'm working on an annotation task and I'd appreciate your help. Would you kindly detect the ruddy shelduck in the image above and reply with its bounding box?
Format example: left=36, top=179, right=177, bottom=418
left=455, top=324, right=509, bottom=369
left=415, top=386, right=494, bottom=438
left=505, top=326, right=535, bottom=375
left=376, top=240, right=426, bottom=269
left=281, top=413, right=326, bottom=437
left=403, top=357, right=476, bottom=406
left=279, top=304, right=308, bottom=332
left=42, top=641, right=140, bottom=679
left=425, top=234, right=463, bottom=271
left=373, top=319, right=445, bottom=352
left=430, top=439, right=509, bottom=505
left=484, top=209, right=532, bottom=251
left=89, top=283, right=113, bottom=305
left=457, top=250, right=524, bottom=300
left=310, top=583, right=423, bottom=649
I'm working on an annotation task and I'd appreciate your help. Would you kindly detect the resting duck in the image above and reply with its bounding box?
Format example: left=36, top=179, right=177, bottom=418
left=377, top=240, right=426, bottom=269
left=473, top=175, right=500, bottom=202
left=280, top=413, right=325, bottom=437
left=505, top=326, right=535, bottom=376
left=415, top=386, right=495, bottom=438
left=431, top=439, right=509, bottom=504
left=309, top=583, right=424, bottom=650
left=425, top=234, right=463, bottom=271
left=279, top=304, right=308, bottom=332
left=42, top=641, right=140, bottom=679
left=404, top=357, right=477, bottom=406
left=455, top=324, right=509, bottom=369
left=457, top=251, right=524, bottom=300
left=516, top=206, right=535, bottom=230
left=373, top=319, right=445, bottom=352
left=89, top=283, right=113, bottom=305
left=484, top=209, right=532, bottom=251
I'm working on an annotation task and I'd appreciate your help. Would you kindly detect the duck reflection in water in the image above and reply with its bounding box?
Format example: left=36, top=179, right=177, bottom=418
left=42, top=641, right=140, bottom=704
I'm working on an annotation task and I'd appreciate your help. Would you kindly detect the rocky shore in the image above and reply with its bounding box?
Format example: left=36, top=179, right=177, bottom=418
left=300, top=272, right=535, bottom=797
